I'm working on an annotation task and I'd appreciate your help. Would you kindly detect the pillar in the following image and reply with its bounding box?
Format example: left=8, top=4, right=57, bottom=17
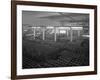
left=54, top=27, right=57, bottom=41
left=32, top=27, right=36, bottom=40
left=70, top=27, right=73, bottom=42
left=66, top=29, right=69, bottom=37
left=78, top=30, right=80, bottom=37
left=42, top=27, right=45, bottom=40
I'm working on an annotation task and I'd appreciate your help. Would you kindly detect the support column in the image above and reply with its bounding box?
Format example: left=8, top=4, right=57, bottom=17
left=54, top=27, right=57, bottom=41
left=42, top=27, right=45, bottom=40
left=70, top=27, right=73, bottom=42
left=32, top=27, right=36, bottom=40
left=66, top=29, right=69, bottom=37
left=78, top=30, right=80, bottom=37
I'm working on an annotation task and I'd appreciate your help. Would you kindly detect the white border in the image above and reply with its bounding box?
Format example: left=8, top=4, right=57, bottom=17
left=17, top=5, right=94, bottom=75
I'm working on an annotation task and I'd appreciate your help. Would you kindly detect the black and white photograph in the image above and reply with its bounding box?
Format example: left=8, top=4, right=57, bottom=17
left=22, top=11, right=89, bottom=69
left=11, top=1, right=97, bottom=79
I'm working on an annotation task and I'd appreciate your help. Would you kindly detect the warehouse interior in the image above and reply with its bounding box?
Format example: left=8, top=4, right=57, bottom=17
left=22, top=11, right=89, bottom=69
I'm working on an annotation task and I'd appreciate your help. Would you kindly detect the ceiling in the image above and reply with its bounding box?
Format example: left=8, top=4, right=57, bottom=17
left=22, top=11, right=89, bottom=26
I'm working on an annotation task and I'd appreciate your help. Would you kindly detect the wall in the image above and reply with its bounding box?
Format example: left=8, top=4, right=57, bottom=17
left=0, top=0, right=99, bottom=80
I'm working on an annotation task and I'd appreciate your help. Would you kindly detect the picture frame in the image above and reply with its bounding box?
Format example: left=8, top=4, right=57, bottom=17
left=11, top=0, right=97, bottom=80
